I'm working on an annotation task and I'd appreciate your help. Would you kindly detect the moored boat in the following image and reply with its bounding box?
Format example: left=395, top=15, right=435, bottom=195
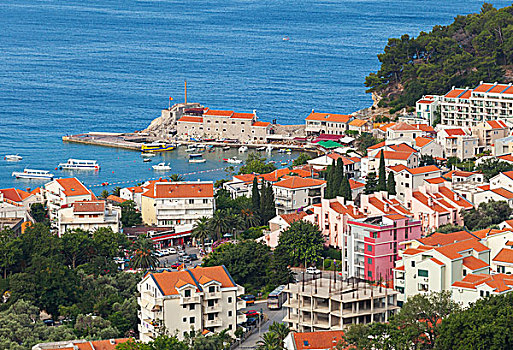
left=141, top=152, right=156, bottom=157
left=58, top=159, right=100, bottom=170
left=238, top=146, right=248, bottom=153
left=4, top=155, right=22, bottom=161
left=222, top=146, right=230, bottom=151
left=141, top=142, right=175, bottom=152
left=189, top=153, right=206, bottom=163
left=185, top=145, right=197, bottom=152
left=223, top=157, right=243, bottom=164
left=256, top=146, right=266, bottom=151
left=152, top=162, right=171, bottom=171
left=12, top=169, right=54, bottom=180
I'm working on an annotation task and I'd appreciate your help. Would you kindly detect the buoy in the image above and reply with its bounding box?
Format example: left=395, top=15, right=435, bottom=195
left=112, top=171, right=114, bottom=173
left=55, top=167, right=58, bottom=170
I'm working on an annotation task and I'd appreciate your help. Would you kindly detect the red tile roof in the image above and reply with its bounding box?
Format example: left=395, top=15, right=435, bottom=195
left=330, top=202, right=364, bottom=219
left=418, top=231, right=474, bottom=246
left=106, top=194, right=127, bottom=204
left=430, top=257, right=445, bottom=266
left=374, top=150, right=414, bottom=160
left=280, top=212, right=307, bottom=225
left=415, top=136, right=434, bottom=148
left=486, top=120, right=507, bottom=129
left=231, top=112, right=255, bottom=119
left=204, top=109, right=234, bottom=117
left=292, top=330, right=348, bottom=350
left=273, top=176, right=326, bottom=189
left=389, top=143, right=418, bottom=153
left=490, top=188, right=513, bottom=199
left=418, top=100, right=434, bottom=104
left=445, top=89, right=467, bottom=98
left=368, top=141, right=386, bottom=150
left=435, top=238, right=489, bottom=260
left=55, top=178, right=92, bottom=197
left=412, top=124, right=435, bottom=133
left=474, top=83, right=495, bottom=93
left=462, top=256, right=489, bottom=270
left=425, top=177, right=446, bottom=184
left=444, top=129, right=466, bottom=137
left=452, top=273, right=513, bottom=293
left=349, top=179, right=365, bottom=189
left=142, top=182, right=214, bottom=199
left=73, top=200, right=105, bottom=213
left=388, top=164, right=409, bottom=173
left=306, top=112, right=351, bottom=123
left=389, top=122, right=417, bottom=131
left=0, top=188, right=32, bottom=202
left=406, top=165, right=440, bottom=175
left=252, top=121, right=271, bottom=127
left=493, top=248, right=513, bottom=264
left=179, top=116, right=203, bottom=123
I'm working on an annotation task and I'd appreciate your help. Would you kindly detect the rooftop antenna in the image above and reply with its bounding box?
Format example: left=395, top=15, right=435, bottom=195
left=184, top=80, right=188, bottom=104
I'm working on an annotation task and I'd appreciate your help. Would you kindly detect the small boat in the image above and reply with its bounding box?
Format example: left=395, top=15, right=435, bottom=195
left=141, top=142, right=175, bottom=152
left=266, top=146, right=273, bottom=153
left=141, top=152, right=156, bottom=157
left=283, top=36, right=290, bottom=41
left=239, top=146, right=248, bottom=153
left=256, top=146, right=266, bottom=151
left=281, top=162, right=288, bottom=166
left=189, top=154, right=206, bottom=163
left=286, top=151, right=292, bottom=155
left=4, top=155, right=22, bottom=161
left=58, top=159, right=100, bottom=170
left=278, top=149, right=286, bottom=153
left=152, top=162, right=171, bottom=171
left=185, top=145, right=197, bottom=152
left=12, top=169, right=54, bottom=180
left=222, top=146, right=230, bottom=151
left=143, top=158, right=152, bottom=163
left=223, top=157, right=243, bottom=164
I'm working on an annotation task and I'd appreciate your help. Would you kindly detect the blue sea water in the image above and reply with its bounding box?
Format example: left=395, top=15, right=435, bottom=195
left=0, top=0, right=511, bottom=192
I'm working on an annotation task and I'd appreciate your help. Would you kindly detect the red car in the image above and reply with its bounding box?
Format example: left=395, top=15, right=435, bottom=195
left=244, top=310, right=259, bottom=318
left=170, top=263, right=182, bottom=269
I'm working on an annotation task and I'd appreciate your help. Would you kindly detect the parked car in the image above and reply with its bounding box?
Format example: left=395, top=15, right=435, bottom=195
left=241, top=294, right=256, bottom=305
left=170, top=263, right=182, bottom=269
left=189, top=253, right=198, bottom=261
left=168, top=247, right=177, bottom=254
left=160, top=249, right=170, bottom=255
left=153, top=251, right=164, bottom=258
left=178, top=255, right=191, bottom=263
left=306, top=267, right=321, bottom=275
left=244, top=310, right=259, bottom=318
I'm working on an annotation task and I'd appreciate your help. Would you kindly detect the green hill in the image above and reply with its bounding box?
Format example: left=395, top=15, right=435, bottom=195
left=366, top=3, right=513, bottom=113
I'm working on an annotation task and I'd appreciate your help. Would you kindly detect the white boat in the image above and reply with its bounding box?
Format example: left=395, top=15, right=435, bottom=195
left=4, top=155, right=22, bottom=161
left=143, top=158, right=152, bottom=162
left=222, top=146, right=230, bottom=151
left=278, top=148, right=286, bottom=153
left=238, top=146, right=248, bottom=153
left=12, top=169, right=54, bottom=180
left=141, top=152, right=156, bottom=157
left=266, top=146, right=273, bottom=153
left=152, top=162, right=171, bottom=171
left=223, top=157, right=243, bottom=164
left=286, top=151, right=292, bottom=155
left=189, top=154, right=206, bottom=163
left=256, top=146, right=266, bottom=151
left=58, top=159, right=100, bottom=170
left=185, top=145, right=197, bottom=152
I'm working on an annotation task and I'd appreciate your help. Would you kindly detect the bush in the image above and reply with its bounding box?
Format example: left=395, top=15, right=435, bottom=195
left=323, top=247, right=342, bottom=260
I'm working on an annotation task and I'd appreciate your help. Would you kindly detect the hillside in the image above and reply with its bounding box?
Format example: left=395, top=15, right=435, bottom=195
left=365, top=3, right=513, bottom=113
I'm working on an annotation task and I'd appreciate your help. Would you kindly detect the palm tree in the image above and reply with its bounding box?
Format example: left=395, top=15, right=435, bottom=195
left=169, top=173, right=185, bottom=182
left=192, top=216, right=211, bottom=249
left=210, top=210, right=229, bottom=241
left=268, top=322, right=290, bottom=342
left=130, top=236, right=159, bottom=270
left=111, top=186, right=122, bottom=196
left=99, top=189, right=110, bottom=199
left=256, top=331, right=282, bottom=350
left=240, top=208, right=259, bottom=230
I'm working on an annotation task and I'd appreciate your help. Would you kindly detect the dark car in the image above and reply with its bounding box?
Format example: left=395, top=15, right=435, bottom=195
left=189, top=253, right=198, bottom=261
left=241, top=294, right=256, bottom=305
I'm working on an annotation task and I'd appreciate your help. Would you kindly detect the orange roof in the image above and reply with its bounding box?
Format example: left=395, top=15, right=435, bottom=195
left=126, top=186, right=144, bottom=193
left=142, top=182, right=214, bottom=199
left=486, top=120, right=507, bottom=129
left=471, top=228, right=507, bottom=239
left=453, top=273, right=513, bottom=293
left=403, top=248, right=429, bottom=255
left=415, top=136, right=434, bottom=148
left=106, top=194, right=127, bottom=203
left=42, top=339, right=130, bottom=350
left=389, top=122, right=417, bottom=131
left=377, top=122, right=396, bottom=132
left=443, top=170, right=479, bottom=179
left=349, top=119, right=367, bottom=127
left=374, top=150, right=414, bottom=160
left=0, top=188, right=32, bottom=202
left=306, top=112, right=351, bottom=123
left=231, top=112, right=255, bottom=119
left=406, top=165, right=440, bottom=175
left=30, top=187, right=41, bottom=195
left=292, top=330, right=347, bottom=350
left=490, top=188, right=513, bottom=199
left=474, top=83, right=495, bottom=93
left=430, top=257, right=445, bottom=266
left=462, top=256, right=489, bottom=270
left=330, top=202, right=364, bottom=219
left=394, top=265, right=405, bottom=271
left=388, top=164, right=408, bottom=173
left=438, top=186, right=473, bottom=208
left=435, top=238, right=489, bottom=260
left=419, top=231, right=474, bottom=246
left=412, top=124, right=435, bottom=133
left=498, top=154, right=513, bottom=163
left=493, top=248, right=513, bottom=264
left=425, top=177, right=446, bottom=184
left=252, top=121, right=271, bottom=127
left=368, top=141, right=386, bottom=150
left=444, top=129, right=466, bottom=137
left=445, top=89, right=467, bottom=98
left=179, top=116, right=203, bottom=123
left=412, top=191, right=448, bottom=213
left=273, top=176, right=326, bottom=189
left=349, top=179, right=365, bottom=189
left=460, top=90, right=472, bottom=99
left=488, top=84, right=510, bottom=93
left=55, top=178, right=92, bottom=197
left=204, top=109, right=234, bottom=117
left=73, top=200, right=105, bottom=213
left=149, top=266, right=236, bottom=296
left=417, top=99, right=434, bottom=104
left=91, top=339, right=131, bottom=350
left=280, top=212, right=307, bottom=225
left=389, top=143, right=418, bottom=153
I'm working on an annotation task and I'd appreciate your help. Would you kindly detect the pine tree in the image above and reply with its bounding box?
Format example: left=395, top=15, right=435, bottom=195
left=251, top=177, right=260, bottom=214
left=340, top=175, right=352, bottom=201
left=378, top=151, right=387, bottom=191
left=365, top=172, right=378, bottom=194
left=259, top=181, right=276, bottom=225
left=325, top=161, right=336, bottom=199
left=387, top=171, right=397, bottom=196
left=334, top=158, right=345, bottom=196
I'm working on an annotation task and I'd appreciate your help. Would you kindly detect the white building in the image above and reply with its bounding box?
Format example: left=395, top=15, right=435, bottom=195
left=273, top=176, right=326, bottom=214
left=57, top=200, right=121, bottom=236
left=44, top=178, right=94, bottom=223
left=436, top=127, right=478, bottom=160
left=138, top=266, right=246, bottom=341
left=388, top=165, right=442, bottom=201
left=305, top=111, right=353, bottom=136
left=415, top=95, right=441, bottom=125
left=0, top=188, right=40, bottom=220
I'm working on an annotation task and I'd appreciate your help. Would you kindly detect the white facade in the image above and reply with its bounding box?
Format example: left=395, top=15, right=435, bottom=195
left=57, top=201, right=121, bottom=236
left=273, top=177, right=326, bottom=215
left=43, top=178, right=94, bottom=223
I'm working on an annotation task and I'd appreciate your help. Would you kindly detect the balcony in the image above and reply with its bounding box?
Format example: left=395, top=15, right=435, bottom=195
left=237, top=313, right=247, bottom=324
left=205, top=304, right=221, bottom=313
left=204, top=291, right=221, bottom=300
left=313, top=304, right=330, bottom=313
left=180, top=296, right=200, bottom=304
left=205, top=318, right=222, bottom=327
left=237, top=299, right=246, bottom=309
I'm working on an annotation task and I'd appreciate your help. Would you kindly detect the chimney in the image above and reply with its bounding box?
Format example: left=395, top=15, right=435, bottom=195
left=454, top=193, right=458, bottom=202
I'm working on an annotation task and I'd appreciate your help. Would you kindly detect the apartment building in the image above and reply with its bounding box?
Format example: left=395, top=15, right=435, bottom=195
left=388, top=165, right=442, bottom=201
left=261, top=212, right=309, bottom=248
left=57, top=200, right=121, bottom=236
left=494, top=135, right=513, bottom=156
left=436, top=127, right=478, bottom=160
left=348, top=119, right=370, bottom=133
left=283, top=330, right=346, bottom=350
left=176, top=108, right=272, bottom=143
left=305, top=111, right=353, bottom=136
left=364, top=146, right=419, bottom=176
left=415, top=95, right=441, bottom=125
left=141, top=181, right=214, bottom=227
left=440, top=82, right=513, bottom=127
left=386, top=122, right=423, bottom=143
left=283, top=278, right=399, bottom=332
left=472, top=120, right=510, bottom=153
left=44, top=178, right=94, bottom=223
left=307, top=153, right=361, bottom=179
left=0, top=187, right=40, bottom=219
left=273, top=177, right=326, bottom=215
left=347, top=214, right=422, bottom=282
left=138, top=266, right=246, bottom=341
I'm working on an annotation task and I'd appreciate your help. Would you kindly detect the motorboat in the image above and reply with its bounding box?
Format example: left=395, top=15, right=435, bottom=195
left=281, top=162, right=288, bottom=166
left=223, top=157, right=243, bottom=164
left=283, top=36, right=290, bottom=41
left=266, top=146, right=273, bottom=153
left=12, top=169, right=54, bottom=180
left=58, top=159, right=100, bottom=170
left=143, top=158, right=152, bottom=162
left=286, top=151, right=292, bottom=155
left=256, top=146, right=266, bottom=151
left=189, top=153, right=206, bottom=163
left=152, top=162, right=171, bottom=171
left=141, top=152, right=156, bottom=157
left=278, top=148, right=286, bottom=153
left=238, top=146, right=248, bottom=153
left=222, top=146, right=230, bottom=151
left=185, top=145, right=197, bottom=152
left=4, top=155, right=22, bottom=161
left=141, top=142, right=175, bottom=152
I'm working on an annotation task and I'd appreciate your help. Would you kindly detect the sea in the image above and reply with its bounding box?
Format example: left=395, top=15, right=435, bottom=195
left=1, top=0, right=511, bottom=193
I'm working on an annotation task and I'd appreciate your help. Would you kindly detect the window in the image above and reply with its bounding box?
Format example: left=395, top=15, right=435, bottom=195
left=367, top=245, right=372, bottom=252
left=367, top=258, right=373, bottom=265
left=189, top=304, right=195, bottom=310
left=418, top=269, right=429, bottom=277
left=190, top=317, right=195, bottom=323
left=208, top=299, right=215, bottom=307
left=188, top=199, right=194, bottom=204
left=228, top=311, right=232, bottom=317
left=368, top=271, right=372, bottom=278
left=208, top=314, right=215, bottom=321
left=203, top=199, right=208, bottom=204
left=209, top=286, right=216, bottom=293
left=411, top=261, right=415, bottom=267
left=480, top=290, right=484, bottom=297
left=228, top=324, right=232, bottom=330
left=184, top=289, right=191, bottom=297
left=228, top=297, right=232, bottom=303
left=183, top=317, right=187, bottom=323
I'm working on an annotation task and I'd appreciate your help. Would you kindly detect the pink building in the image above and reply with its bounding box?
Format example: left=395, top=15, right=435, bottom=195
left=348, top=214, right=422, bottom=282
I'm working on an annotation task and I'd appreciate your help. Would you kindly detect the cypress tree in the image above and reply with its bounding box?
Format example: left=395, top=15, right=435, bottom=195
left=340, top=175, right=352, bottom=201
left=252, top=177, right=260, bottom=214
left=387, top=171, right=397, bottom=196
left=334, top=158, right=344, bottom=196
left=365, top=172, right=378, bottom=194
left=325, top=161, right=336, bottom=199
left=260, top=181, right=276, bottom=225
left=378, top=151, right=387, bottom=191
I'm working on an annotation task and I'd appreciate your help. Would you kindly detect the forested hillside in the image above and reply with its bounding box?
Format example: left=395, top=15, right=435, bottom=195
left=365, top=3, right=513, bottom=113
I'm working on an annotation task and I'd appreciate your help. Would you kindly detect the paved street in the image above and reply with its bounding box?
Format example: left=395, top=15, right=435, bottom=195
left=157, top=246, right=203, bottom=268
left=237, top=301, right=287, bottom=349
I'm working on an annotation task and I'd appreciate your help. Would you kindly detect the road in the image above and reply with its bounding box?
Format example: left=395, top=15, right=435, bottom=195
left=237, top=301, right=287, bottom=349
left=157, top=246, right=203, bottom=268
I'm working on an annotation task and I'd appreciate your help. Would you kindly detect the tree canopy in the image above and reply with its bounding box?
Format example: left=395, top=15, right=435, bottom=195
left=238, top=153, right=276, bottom=175
left=462, top=200, right=512, bottom=230
left=275, top=221, right=324, bottom=267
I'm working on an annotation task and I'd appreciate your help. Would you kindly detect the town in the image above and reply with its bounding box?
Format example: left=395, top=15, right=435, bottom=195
left=5, top=80, right=513, bottom=349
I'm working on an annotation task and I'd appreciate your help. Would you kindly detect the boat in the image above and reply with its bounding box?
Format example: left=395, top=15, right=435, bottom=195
left=286, top=151, right=292, bottom=155
left=12, top=169, right=54, bottom=180
left=256, top=146, right=266, bottom=151
left=223, top=157, right=243, bottom=164
left=266, top=146, right=273, bottom=153
left=278, top=149, right=286, bottom=153
left=222, top=146, right=230, bottom=151
left=141, top=152, right=156, bottom=157
left=4, top=155, right=22, bottom=161
left=185, top=145, right=197, bottom=152
left=281, top=162, right=288, bottom=166
left=189, top=153, right=206, bottom=163
left=58, top=159, right=100, bottom=170
left=238, top=146, right=248, bottom=153
left=152, top=162, right=171, bottom=171
left=283, top=36, right=290, bottom=41
left=141, top=142, right=175, bottom=152
left=143, top=158, right=152, bottom=162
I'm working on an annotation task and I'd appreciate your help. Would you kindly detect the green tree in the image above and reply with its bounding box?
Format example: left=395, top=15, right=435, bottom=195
left=378, top=151, right=387, bottom=191
left=239, top=153, right=276, bottom=175
left=333, top=158, right=345, bottom=196
left=210, top=210, right=230, bottom=241
left=293, top=153, right=312, bottom=166
left=0, top=229, right=20, bottom=278
left=475, top=158, right=513, bottom=181
left=99, top=190, right=110, bottom=199
left=119, top=200, right=142, bottom=227
left=435, top=224, right=465, bottom=234
left=192, top=216, right=211, bottom=249
left=387, top=172, right=396, bottom=196
left=324, top=161, right=336, bottom=199
left=129, top=236, right=159, bottom=270
left=339, top=176, right=352, bottom=201
left=74, top=314, right=119, bottom=340
left=356, top=133, right=382, bottom=155
left=259, top=181, right=276, bottom=225
left=111, top=186, right=122, bottom=196
left=462, top=200, right=512, bottom=230
left=169, top=173, right=185, bottom=182
left=268, top=322, right=290, bottom=343
left=276, top=221, right=324, bottom=267
left=364, top=172, right=378, bottom=194
left=256, top=331, right=282, bottom=350
left=61, top=229, right=93, bottom=269
left=240, top=208, right=259, bottom=230
left=29, top=203, right=48, bottom=224
left=252, top=177, right=261, bottom=215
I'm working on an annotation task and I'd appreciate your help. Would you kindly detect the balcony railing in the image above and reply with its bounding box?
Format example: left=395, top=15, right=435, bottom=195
left=204, top=292, right=221, bottom=300
left=180, top=296, right=200, bottom=304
